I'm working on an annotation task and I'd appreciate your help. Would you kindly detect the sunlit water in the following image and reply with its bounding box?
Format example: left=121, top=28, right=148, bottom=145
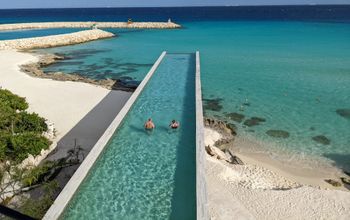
left=39, top=21, right=350, bottom=171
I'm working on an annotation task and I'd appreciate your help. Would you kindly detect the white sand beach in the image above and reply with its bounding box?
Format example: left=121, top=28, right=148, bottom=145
left=0, top=50, right=131, bottom=142
left=205, top=127, right=350, bottom=220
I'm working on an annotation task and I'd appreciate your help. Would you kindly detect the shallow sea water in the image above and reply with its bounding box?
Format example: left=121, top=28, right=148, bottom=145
left=40, top=21, right=350, bottom=171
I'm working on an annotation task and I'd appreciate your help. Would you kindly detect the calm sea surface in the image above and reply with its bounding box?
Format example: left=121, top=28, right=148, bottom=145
left=1, top=6, right=349, bottom=171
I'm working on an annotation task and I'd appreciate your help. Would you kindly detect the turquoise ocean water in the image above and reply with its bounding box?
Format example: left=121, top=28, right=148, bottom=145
left=39, top=21, right=350, bottom=171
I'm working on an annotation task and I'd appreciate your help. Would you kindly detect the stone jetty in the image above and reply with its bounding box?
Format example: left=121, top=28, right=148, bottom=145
left=0, top=29, right=115, bottom=50
left=0, top=21, right=181, bottom=31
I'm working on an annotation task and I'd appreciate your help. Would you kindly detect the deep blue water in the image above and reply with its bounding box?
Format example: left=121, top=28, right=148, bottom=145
left=0, top=5, right=350, bottom=24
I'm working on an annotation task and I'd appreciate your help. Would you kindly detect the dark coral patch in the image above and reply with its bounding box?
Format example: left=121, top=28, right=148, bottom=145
left=336, top=109, right=350, bottom=120
left=243, top=117, right=266, bottom=127
left=266, top=130, right=290, bottom=138
left=203, top=98, right=223, bottom=111
left=312, top=135, right=331, bottom=145
left=225, top=112, right=245, bottom=123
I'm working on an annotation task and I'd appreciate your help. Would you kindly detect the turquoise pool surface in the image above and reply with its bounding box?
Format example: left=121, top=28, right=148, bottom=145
left=62, top=53, right=196, bottom=219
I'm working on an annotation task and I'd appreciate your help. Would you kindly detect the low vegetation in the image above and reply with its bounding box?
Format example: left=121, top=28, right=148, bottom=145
left=0, top=88, right=51, bottom=163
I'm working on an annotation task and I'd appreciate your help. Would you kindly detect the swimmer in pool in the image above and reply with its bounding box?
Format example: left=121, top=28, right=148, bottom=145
left=169, top=120, right=180, bottom=129
left=144, top=118, right=155, bottom=130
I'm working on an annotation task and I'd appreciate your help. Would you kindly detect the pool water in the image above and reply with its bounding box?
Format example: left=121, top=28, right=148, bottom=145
left=62, top=53, right=196, bottom=219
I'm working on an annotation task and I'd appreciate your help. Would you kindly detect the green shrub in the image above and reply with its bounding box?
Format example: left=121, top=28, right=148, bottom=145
left=0, top=89, right=28, bottom=111
left=0, top=132, right=11, bottom=161
left=0, top=89, right=50, bottom=163
left=8, top=133, right=51, bottom=162
left=0, top=102, right=16, bottom=131
left=15, top=112, right=48, bottom=134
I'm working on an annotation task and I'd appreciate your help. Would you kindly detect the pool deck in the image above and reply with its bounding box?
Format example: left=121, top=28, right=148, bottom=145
left=43, top=51, right=208, bottom=220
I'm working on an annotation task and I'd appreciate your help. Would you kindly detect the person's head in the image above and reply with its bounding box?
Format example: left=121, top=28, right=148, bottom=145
left=148, top=118, right=152, bottom=121
left=172, top=120, right=176, bottom=123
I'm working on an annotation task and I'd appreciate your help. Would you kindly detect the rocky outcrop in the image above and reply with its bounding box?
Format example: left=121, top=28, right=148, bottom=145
left=204, top=117, right=236, bottom=148
left=0, top=29, right=115, bottom=50
left=325, top=179, right=342, bottom=187
left=341, top=177, right=350, bottom=185
left=20, top=53, right=136, bottom=92
left=0, top=21, right=181, bottom=31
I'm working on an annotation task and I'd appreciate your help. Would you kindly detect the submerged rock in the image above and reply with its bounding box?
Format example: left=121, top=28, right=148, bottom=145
left=325, top=179, right=342, bottom=187
left=336, top=109, right=350, bottom=120
left=312, top=135, right=331, bottom=145
left=20, top=53, right=138, bottom=92
left=243, top=117, right=266, bottom=127
left=225, top=112, right=245, bottom=123
left=266, top=130, right=290, bottom=138
left=203, top=98, right=223, bottom=111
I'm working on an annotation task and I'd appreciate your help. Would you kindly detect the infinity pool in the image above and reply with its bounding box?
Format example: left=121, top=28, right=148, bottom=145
left=62, top=53, right=196, bottom=219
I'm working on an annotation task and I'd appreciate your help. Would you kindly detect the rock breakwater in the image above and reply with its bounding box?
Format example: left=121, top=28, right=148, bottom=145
left=0, top=21, right=181, bottom=31
left=0, top=29, right=115, bottom=50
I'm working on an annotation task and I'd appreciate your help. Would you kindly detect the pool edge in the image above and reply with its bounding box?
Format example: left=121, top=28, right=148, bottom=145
left=195, top=51, right=209, bottom=220
left=43, top=51, right=167, bottom=220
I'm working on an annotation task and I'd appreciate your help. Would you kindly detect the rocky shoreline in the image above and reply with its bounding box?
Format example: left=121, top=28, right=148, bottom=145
left=203, top=117, right=350, bottom=190
left=20, top=53, right=137, bottom=92
left=0, top=29, right=115, bottom=50
left=0, top=21, right=181, bottom=31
